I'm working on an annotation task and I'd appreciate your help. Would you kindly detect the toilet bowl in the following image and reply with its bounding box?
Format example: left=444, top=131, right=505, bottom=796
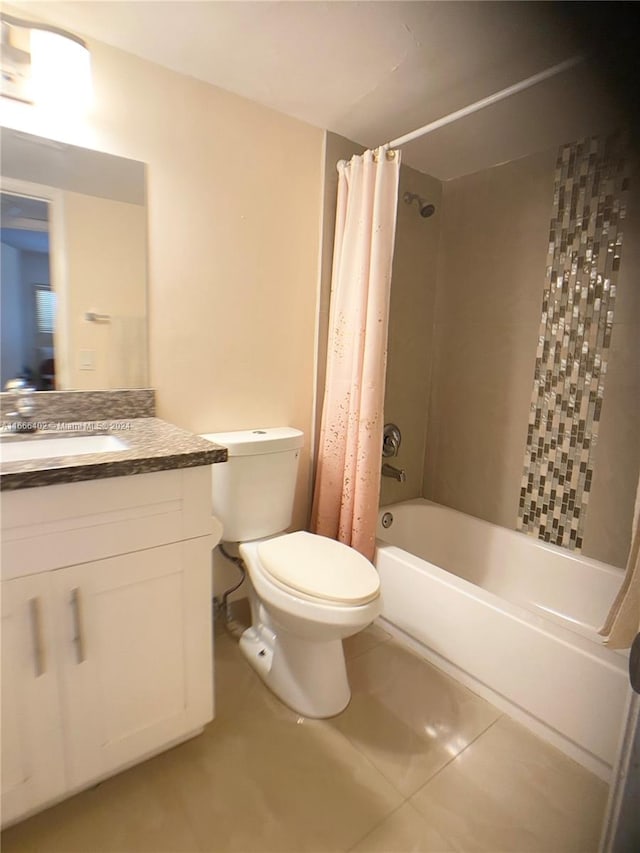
left=239, top=531, right=380, bottom=717
left=200, top=428, right=381, bottom=718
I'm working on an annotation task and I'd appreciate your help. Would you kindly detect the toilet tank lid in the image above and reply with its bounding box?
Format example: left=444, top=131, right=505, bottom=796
left=200, top=427, right=304, bottom=457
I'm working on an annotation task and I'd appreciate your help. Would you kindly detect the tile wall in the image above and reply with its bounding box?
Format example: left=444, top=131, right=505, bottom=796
left=423, top=138, right=639, bottom=567
left=517, top=134, right=631, bottom=550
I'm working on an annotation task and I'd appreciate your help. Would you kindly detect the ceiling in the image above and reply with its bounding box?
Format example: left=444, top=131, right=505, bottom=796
left=8, top=1, right=622, bottom=180
left=1, top=192, right=49, bottom=253
left=1, top=227, right=49, bottom=253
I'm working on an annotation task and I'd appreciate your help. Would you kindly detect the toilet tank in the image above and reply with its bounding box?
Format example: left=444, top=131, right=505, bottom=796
left=200, top=428, right=304, bottom=542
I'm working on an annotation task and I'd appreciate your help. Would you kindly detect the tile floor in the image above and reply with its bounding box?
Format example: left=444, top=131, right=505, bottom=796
left=2, top=612, right=608, bottom=853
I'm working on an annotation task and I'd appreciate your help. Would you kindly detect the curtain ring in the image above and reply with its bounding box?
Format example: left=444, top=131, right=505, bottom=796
left=371, top=147, right=398, bottom=163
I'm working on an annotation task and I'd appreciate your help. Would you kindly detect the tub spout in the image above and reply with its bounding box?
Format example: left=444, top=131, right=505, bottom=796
left=382, top=463, right=406, bottom=483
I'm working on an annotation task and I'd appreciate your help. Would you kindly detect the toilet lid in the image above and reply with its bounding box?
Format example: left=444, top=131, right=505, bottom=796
left=257, top=531, right=380, bottom=605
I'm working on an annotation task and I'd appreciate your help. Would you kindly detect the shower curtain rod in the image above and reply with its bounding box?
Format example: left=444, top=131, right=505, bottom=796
left=384, top=55, right=584, bottom=149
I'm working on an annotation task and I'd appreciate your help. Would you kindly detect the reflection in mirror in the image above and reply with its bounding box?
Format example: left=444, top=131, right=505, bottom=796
left=1, top=191, right=54, bottom=389
left=0, top=127, right=148, bottom=391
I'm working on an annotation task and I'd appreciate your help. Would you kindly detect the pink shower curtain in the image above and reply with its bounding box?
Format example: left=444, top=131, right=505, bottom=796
left=311, top=148, right=400, bottom=561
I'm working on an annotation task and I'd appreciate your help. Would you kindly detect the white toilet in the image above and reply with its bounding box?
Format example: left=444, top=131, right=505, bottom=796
left=201, top=427, right=381, bottom=718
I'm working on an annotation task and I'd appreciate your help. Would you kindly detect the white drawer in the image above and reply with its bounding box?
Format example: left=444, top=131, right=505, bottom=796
left=1, top=466, right=213, bottom=580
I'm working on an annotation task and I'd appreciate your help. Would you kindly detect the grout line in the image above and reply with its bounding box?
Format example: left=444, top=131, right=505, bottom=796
left=325, top=709, right=408, bottom=798
left=343, top=635, right=392, bottom=663
left=344, top=800, right=408, bottom=852
left=410, top=714, right=505, bottom=798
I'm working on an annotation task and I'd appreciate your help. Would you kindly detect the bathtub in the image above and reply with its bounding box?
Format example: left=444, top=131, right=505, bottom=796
left=374, top=499, right=630, bottom=781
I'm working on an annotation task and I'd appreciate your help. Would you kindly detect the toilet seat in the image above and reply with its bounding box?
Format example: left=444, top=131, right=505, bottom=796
left=257, top=531, right=380, bottom=605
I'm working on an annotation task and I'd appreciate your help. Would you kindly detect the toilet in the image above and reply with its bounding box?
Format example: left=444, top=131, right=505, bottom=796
left=200, top=428, right=381, bottom=718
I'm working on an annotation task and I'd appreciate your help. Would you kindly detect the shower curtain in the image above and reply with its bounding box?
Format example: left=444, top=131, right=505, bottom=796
left=600, top=477, right=640, bottom=649
left=311, top=148, right=400, bottom=561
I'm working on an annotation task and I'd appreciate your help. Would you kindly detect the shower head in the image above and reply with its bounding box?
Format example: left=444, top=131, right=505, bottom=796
left=403, top=191, right=436, bottom=219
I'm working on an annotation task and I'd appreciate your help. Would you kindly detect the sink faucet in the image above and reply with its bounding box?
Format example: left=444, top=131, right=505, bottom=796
left=382, top=462, right=406, bottom=483
left=3, top=378, right=37, bottom=433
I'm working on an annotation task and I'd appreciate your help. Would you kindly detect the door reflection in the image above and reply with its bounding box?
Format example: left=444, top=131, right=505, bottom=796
left=1, top=191, right=55, bottom=390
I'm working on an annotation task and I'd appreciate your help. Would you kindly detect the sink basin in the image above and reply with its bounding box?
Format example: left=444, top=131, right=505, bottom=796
left=0, top=434, right=129, bottom=463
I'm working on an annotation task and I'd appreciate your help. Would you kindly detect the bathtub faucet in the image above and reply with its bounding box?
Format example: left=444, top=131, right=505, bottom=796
left=382, top=462, right=406, bottom=483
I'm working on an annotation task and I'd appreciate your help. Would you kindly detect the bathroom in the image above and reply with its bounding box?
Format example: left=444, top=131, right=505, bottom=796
left=1, top=2, right=639, bottom=851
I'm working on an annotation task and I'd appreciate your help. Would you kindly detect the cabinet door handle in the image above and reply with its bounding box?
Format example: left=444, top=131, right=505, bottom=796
left=29, top=597, right=46, bottom=677
left=70, top=588, right=86, bottom=663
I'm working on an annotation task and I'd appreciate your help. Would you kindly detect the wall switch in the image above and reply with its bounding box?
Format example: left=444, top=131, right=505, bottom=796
left=79, top=349, right=96, bottom=370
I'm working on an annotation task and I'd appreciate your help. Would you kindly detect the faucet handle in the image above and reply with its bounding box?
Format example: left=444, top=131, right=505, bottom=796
left=382, top=423, right=402, bottom=458
left=4, top=377, right=29, bottom=392
left=5, top=377, right=36, bottom=418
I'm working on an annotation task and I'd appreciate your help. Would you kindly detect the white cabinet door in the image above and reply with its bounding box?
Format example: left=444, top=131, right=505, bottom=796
left=1, top=574, right=66, bottom=825
left=52, top=537, right=213, bottom=788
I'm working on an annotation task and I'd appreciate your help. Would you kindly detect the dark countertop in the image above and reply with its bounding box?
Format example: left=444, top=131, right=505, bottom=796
left=0, top=418, right=227, bottom=491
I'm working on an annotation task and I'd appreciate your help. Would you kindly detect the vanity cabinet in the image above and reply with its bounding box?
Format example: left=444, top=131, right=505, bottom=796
left=1, top=572, right=66, bottom=823
left=1, top=466, right=216, bottom=827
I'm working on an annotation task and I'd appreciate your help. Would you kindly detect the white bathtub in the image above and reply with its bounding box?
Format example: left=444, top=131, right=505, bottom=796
left=375, top=499, right=630, bottom=780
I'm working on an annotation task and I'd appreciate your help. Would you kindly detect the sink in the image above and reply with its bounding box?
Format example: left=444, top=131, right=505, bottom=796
left=0, top=434, right=129, bottom=463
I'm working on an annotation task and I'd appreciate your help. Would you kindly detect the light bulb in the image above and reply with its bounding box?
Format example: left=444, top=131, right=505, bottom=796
left=29, top=28, right=92, bottom=113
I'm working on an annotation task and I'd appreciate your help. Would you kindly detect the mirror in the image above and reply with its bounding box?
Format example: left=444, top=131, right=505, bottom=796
left=0, top=127, right=148, bottom=391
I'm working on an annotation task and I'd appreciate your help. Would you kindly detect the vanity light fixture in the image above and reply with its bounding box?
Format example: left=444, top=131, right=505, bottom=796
left=1, top=13, right=91, bottom=112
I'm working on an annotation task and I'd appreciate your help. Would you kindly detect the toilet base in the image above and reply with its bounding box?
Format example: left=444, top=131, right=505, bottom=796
left=239, top=624, right=351, bottom=718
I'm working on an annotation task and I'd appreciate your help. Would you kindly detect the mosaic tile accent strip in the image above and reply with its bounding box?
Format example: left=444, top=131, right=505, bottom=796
left=517, top=134, right=629, bottom=550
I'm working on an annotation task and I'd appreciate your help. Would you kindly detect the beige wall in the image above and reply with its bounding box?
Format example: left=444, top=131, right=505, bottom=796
left=423, top=150, right=554, bottom=528
left=381, top=166, right=441, bottom=505
left=0, top=26, right=325, bottom=536
left=423, top=148, right=639, bottom=568
left=64, top=192, right=147, bottom=390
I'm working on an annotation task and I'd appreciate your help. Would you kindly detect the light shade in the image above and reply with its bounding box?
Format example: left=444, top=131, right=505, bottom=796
left=29, top=27, right=92, bottom=112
